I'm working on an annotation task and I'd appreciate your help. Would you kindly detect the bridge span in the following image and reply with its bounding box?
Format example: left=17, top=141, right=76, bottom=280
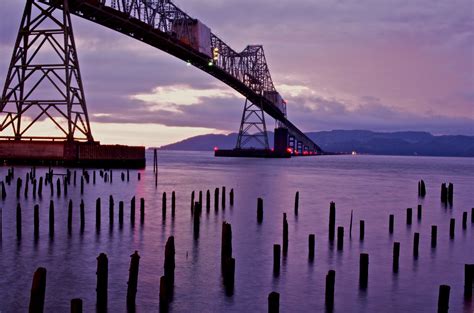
left=1, top=0, right=322, bottom=159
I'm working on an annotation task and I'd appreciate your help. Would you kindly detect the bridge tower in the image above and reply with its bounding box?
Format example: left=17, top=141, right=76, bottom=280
left=0, top=0, right=93, bottom=142
left=236, top=97, right=270, bottom=150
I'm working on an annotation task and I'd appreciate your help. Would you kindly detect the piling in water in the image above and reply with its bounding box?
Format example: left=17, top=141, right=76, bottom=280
left=308, top=234, right=315, bottom=261
left=29, top=267, right=47, bottom=313
left=406, top=208, right=412, bottom=225
left=223, top=257, right=235, bottom=292
left=109, top=196, right=114, bottom=227
left=162, top=192, right=167, bottom=221
left=417, top=204, right=422, bottom=221
left=80, top=177, right=84, bottom=195
left=159, top=275, right=170, bottom=309
left=359, top=253, right=369, bottom=289
left=80, top=200, right=85, bottom=232
left=140, top=198, right=145, bottom=224
left=294, top=191, right=299, bottom=216
left=337, top=226, right=344, bottom=250
left=222, top=186, right=226, bottom=209
left=119, top=201, right=124, bottom=227
left=413, top=232, right=419, bottom=259
left=16, top=203, right=21, bottom=239
left=71, top=299, right=82, bottom=313
left=431, top=225, right=438, bottom=248
left=191, top=191, right=195, bottom=214
left=214, top=188, right=219, bottom=211
left=471, top=208, right=474, bottom=223
left=393, top=242, right=400, bottom=273
left=221, top=222, right=232, bottom=269
left=273, top=244, right=281, bottom=276
left=193, top=202, right=201, bottom=239
left=49, top=201, right=54, bottom=236
left=206, top=190, right=210, bottom=211
left=449, top=218, right=455, bottom=239
left=171, top=191, right=176, bottom=218
left=268, top=291, right=280, bottom=313
left=230, top=188, right=234, bottom=206
left=38, top=177, right=42, bottom=198
left=325, top=270, right=335, bottom=311
left=438, top=284, right=450, bottom=313
left=96, top=198, right=101, bottom=232
left=465, top=264, right=474, bottom=298
left=441, top=183, right=447, bottom=204
left=1, top=181, right=6, bottom=199
left=68, top=200, right=73, bottom=233
left=164, top=236, right=175, bottom=286
left=329, top=202, right=336, bottom=241
left=96, top=253, right=108, bottom=310
left=127, top=251, right=140, bottom=310
left=34, top=205, right=39, bottom=239
left=447, top=183, right=453, bottom=204
left=389, top=214, right=394, bottom=234
left=131, top=196, right=136, bottom=225
left=360, top=220, right=365, bottom=241
left=198, top=191, right=202, bottom=208
left=462, top=212, right=467, bottom=229
left=418, top=179, right=426, bottom=197
left=283, top=213, right=289, bottom=255
left=257, top=198, right=263, bottom=223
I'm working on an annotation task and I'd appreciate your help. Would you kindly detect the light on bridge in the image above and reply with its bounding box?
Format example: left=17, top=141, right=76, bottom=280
left=214, top=146, right=219, bottom=151
left=213, top=47, right=219, bottom=61
left=208, top=60, right=214, bottom=66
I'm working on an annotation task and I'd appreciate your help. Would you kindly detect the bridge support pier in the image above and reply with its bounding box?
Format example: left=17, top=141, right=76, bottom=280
left=274, top=127, right=289, bottom=155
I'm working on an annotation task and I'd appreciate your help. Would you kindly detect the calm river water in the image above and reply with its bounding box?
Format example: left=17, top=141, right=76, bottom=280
left=0, top=151, right=473, bottom=312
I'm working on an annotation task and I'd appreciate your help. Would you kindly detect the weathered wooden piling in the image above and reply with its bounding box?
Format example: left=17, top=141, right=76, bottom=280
left=283, top=213, right=289, bottom=255
left=214, top=188, right=219, bottom=211
left=96, top=253, right=108, bottom=310
left=359, top=253, right=369, bottom=289
left=127, top=251, right=140, bottom=309
left=221, top=222, right=233, bottom=268
left=406, top=208, right=412, bottom=225
left=472, top=208, right=474, bottom=223
left=417, top=204, right=422, bottom=221
left=349, top=210, right=353, bottom=238
left=1, top=181, right=6, bottom=199
left=164, top=236, right=175, bottom=285
left=230, top=188, right=234, bottom=206
left=131, top=196, right=136, bottom=225
left=389, top=214, right=394, bottom=234
left=28, top=267, right=47, bottom=313
left=162, top=192, right=167, bottom=220
left=268, top=291, right=280, bottom=313
left=413, top=232, right=419, bottom=258
left=465, top=264, right=474, bottom=298
left=80, top=177, right=84, bottom=195
left=198, top=190, right=203, bottom=208
left=438, top=284, right=450, bottom=313
left=93, top=171, right=96, bottom=184
left=56, top=178, right=61, bottom=197
left=73, top=171, right=77, bottom=186
left=257, top=198, right=263, bottom=223
left=329, top=202, right=336, bottom=240
left=171, top=191, right=176, bottom=217
left=16, top=203, right=21, bottom=239
left=337, top=226, right=344, bottom=250
left=34, top=204, right=39, bottom=239
left=96, top=198, right=101, bottom=231
left=447, top=183, right=453, bottom=204
left=222, top=186, right=226, bottom=209
left=16, top=177, right=22, bottom=198
left=70, top=299, right=83, bottom=313
left=308, top=234, right=315, bottom=261
left=121, top=172, right=125, bottom=182
left=159, top=275, right=170, bottom=309
left=68, top=200, right=73, bottom=233
left=49, top=201, right=54, bottom=236
left=119, top=201, right=124, bottom=226
left=294, top=191, right=299, bottom=216
left=193, top=202, right=201, bottom=239
left=38, top=177, right=43, bottom=197
left=24, top=177, right=29, bottom=198
left=360, top=220, right=365, bottom=241
left=449, top=218, right=455, bottom=239
left=80, top=200, right=85, bottom=232
left=137, top=173, right=141, bottom=181
left=206, top=190, right=210, bottom=211
left=273, top=244, right=281, bottom=275
left=440, top=183, right=447, bottom=203
left=32, top=179, right=37, bottom=199
left=191, top=191, right=195, bottom=213
left=418, top=179, right=426, bottom=197
left=393, top=242, right=400, bottom=273
left=325, top=270, right=336, bottom=310
left=0, top=207, right=2, bottom=240
left=431, top=225, right=438, bottom=247
left=140, top=198, right=145, bottom=224
left=63, top=177, right=68, bottom=196
left=462, top=212, right=467, bottom=229
left=223, top=257, right=235, bottom=291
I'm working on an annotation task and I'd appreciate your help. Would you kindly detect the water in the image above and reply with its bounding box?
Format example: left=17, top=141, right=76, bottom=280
left=0, top=152, right=473, bottom=312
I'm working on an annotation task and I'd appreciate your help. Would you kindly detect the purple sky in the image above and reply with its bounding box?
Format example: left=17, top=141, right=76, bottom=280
left=0, top=0, right=473, bottom=146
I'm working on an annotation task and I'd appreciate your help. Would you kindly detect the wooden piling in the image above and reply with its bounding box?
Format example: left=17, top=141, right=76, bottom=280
left=206, top=190, right=210, bottom=211
left=131, top=196, right=136, bottom=225
left=406, top=208, right=412, bottom=225
left=257, top=198, right=263, bottom=223
left=96, top=198, right=101, bottom=232
left=283, top=213, right=289, bottom=254
left=308, top=234, right=315, bottom=261
left=393, top=242, right=400, bottom=273
left=337, top=226, right=344, bottom=250
left=214, top=188, right=219, bottom=211
left=119, top=201, right=124, bottom=227
left=56, top=178, right=61, bottom=197
left=162, top=192, right=167, bottom=220
left=70, top=299, right=83, bottom=313
left=38, top=177, right=43, bottom=197
left=273, top=244, right=281, bottom=275
left=32, top=179, right=37, bottom=199
left=329, top=202, right=336, bottom=240
left=93, top=171, right=96, bottom=184
left=417, top=204, right=422, bottom=221
left=127, top=251, right=140, bottom=309
left=440, top=183, right=447, bottom=203
left=294, top=191, right=299, bottom=216
left=1, top=181, right=6, bottom=200
left=96, top=253, right=108, bottom=310
left=462, top=212, right=467, bottom=229
left=325, top=270, right=335, bottom=310
left=268, top=291, right=280, bottom=313
left=159, top=275, right=169, bottom=309
left=447, top=183, right=453, bottom=204
left=438, top=284, right=450, bottom=313
left=359, top=253, right=369, bottom=289
left=449, top=218, right=455, bottom=239
left=222, top=186, right=226, bottom=209
left=230, top=188, right=234, bottom=206
left=28, top=267, right=47, bottom=313
left=413, top=232, right=419, bottom=258
left=68, top=200, right=73, bottom=233
left=389, top=214, right=394, bottom=234
left=191, top=191, right=195, bottom=214
left=171, top=191, right=176, bottom=217
left=431, top=225, right=437, bottom=248
left=140, top=198, right=145, bottom=224
left=80, top=200, right=85, bottom=232
left=223, top=257, right=235, bottom=291
left=193, top=202, right=201, bottom=239
left=16, top=177, right=21, bottom=198
left=221, top=222, right=233, bottom=268
left=360, top=220, right=365, bottom=241
left=80, top=177, right=84, bottom=195
left=465, top=264, right=474, bottom=298
left=198, top=190, right=202, bottom=208
left=109, top=195, right=114, bottom=227
left=472, top=208, right=474, bottom=223
left=49, top=201, right=54, bottom=236
left=16, top=203, right=21, bottom=239
left=164, top=236, right=175, bottom=285
left=34, top=204, right=39, bottom=239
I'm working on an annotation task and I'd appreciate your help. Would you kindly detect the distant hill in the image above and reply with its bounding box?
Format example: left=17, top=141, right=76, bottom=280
left=157, top=130, right=474, bottom=157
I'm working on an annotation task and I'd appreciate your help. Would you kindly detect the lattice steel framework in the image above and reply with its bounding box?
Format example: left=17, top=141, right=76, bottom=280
left=0, top=0, right=93, bottom=141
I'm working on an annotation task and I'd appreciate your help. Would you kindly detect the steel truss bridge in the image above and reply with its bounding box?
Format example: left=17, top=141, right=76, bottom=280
left=0, top=0, right=322, bottom=155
